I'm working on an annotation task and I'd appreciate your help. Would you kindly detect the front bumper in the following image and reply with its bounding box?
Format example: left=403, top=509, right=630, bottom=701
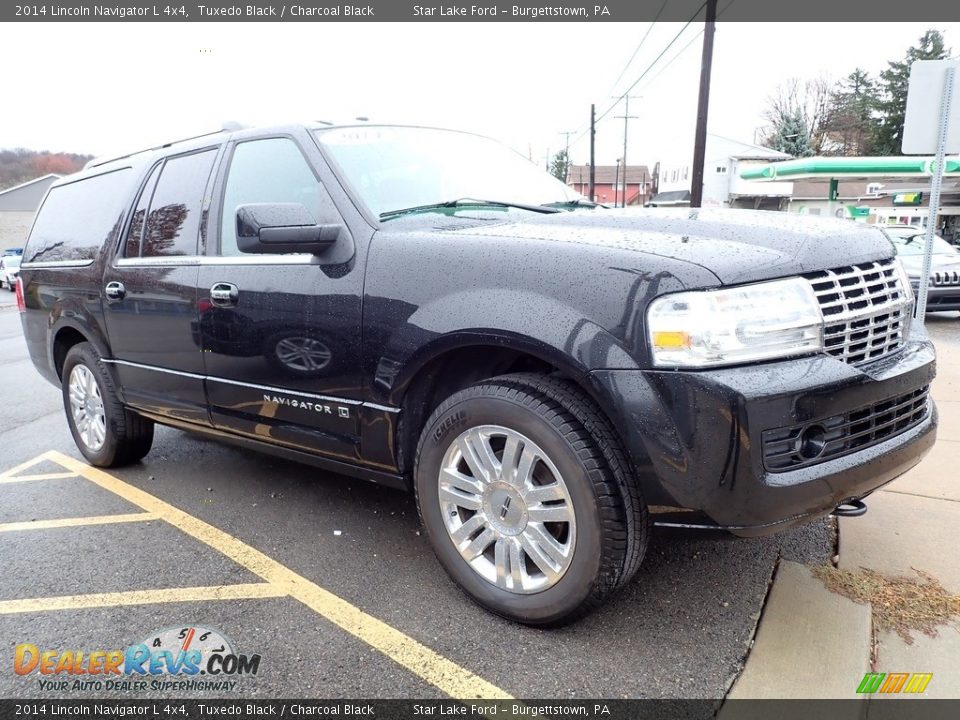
left=589, top=331, right=938, bottom=537
left=910, top=280, right=960, bottom=311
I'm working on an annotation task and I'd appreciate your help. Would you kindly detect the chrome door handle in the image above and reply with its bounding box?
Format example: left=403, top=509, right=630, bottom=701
left=210, top=282, right=239, bottom=307
left=105, top=281, right=126, bottom=300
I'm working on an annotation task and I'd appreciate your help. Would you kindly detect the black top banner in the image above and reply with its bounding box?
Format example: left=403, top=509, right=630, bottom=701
left=4, top=0, right=960, bottom=22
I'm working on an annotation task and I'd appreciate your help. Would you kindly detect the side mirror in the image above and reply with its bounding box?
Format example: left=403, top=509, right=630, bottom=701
left=235, top=203, right=341, bottom=255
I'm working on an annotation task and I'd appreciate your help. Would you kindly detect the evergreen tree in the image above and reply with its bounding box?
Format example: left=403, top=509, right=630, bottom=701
left=549, top=149, right=570, bottom=181
left=769, top=111, right=814, bottom=157
left=823, top=69, right=880, bottom=156
left=874, top=30, right=950, bottom=155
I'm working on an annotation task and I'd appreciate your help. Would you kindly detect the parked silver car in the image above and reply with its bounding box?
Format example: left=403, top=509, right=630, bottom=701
left=884, top=225, right=960, bottom=313
left=0, top=253, right=20, bottom=292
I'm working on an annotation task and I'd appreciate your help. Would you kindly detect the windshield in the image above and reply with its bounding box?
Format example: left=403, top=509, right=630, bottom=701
left=884, top=228, right=957, bottom=256
left=314, top=126, right=581, bottom=219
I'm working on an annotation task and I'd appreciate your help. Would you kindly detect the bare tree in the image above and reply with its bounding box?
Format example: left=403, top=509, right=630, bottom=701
left=760, top=75, right=832, bottom=155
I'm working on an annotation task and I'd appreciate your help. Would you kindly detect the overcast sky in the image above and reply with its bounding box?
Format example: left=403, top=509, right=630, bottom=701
left=3, top=21, right=959, bottom=169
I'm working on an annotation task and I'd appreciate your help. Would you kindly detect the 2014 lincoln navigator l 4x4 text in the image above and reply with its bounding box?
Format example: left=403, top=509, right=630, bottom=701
left=17, top=123, right=937, bottom=625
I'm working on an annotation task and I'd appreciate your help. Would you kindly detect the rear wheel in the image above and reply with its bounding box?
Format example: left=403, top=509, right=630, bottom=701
left=62, top=343, right=154, bottom=467
left=414, top=373, right=649, bottom=626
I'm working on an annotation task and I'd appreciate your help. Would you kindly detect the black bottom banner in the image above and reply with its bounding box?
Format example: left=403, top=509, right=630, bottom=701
left=2, top=700, right=960, bottom=720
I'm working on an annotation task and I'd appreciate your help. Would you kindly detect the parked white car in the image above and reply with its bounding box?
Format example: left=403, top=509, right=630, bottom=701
left=0, top=253, right=21, bottom=292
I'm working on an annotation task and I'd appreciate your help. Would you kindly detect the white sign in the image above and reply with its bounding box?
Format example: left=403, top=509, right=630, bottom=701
left=902, top=59, right=960, bottom=154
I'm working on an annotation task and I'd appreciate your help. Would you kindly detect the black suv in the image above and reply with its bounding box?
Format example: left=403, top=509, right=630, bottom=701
left=18, top=123, right=937, bottom=625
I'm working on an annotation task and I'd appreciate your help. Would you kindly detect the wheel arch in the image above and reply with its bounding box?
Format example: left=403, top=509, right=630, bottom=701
left=50, top=320, right=112, bottom=382
left=391, top=333, right=635, bottom=478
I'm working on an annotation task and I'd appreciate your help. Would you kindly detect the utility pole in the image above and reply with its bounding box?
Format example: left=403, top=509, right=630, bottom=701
left=614, top=159, right=621, bottom=208
left=589, top=104, right=596, bottom=202
left=558, top=130, right=574, bottom=184
left=613, top=95, right=640, bottom=208
left=690, top=0, right=717, bottom=208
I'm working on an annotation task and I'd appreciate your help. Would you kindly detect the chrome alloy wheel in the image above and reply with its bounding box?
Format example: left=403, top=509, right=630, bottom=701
left=68, top=364, right=106, bottom=452
left=274, top=337, right=332, bottom=372
left=438, top=425, right=577, bottom=594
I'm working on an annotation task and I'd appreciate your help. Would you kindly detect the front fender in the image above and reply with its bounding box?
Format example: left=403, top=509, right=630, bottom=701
left=372, top=288, right=641, bottom=404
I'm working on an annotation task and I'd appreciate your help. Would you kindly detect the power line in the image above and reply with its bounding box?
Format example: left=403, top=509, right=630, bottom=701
left=570, top=2, right=707, bottom=149
left=567, top=0, right=737, bottom=158
left=634, top=26, right=704, bottom=93
left=633, top=0, right=735, bottom=94
left=600, top=4, right=707, bottom=122
left=607, top=0, right=670, bottom=96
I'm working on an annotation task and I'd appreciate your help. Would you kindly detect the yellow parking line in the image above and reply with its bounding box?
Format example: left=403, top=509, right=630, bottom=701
left=0, top=455, right=64, bottom=480
left=0, top=512, right=158, bottom=533
left=46, top=450, right=511, bottom=700
left=0, top=583, right=286, bottom=615
left=0, top=471, right=77, bottom=484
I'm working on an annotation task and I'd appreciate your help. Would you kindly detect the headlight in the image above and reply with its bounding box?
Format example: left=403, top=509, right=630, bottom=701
left=647, top=277, right=824, bottom=368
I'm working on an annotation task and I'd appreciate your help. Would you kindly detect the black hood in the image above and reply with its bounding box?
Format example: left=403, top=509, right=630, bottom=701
left=446, top=207, right=894, bottom=285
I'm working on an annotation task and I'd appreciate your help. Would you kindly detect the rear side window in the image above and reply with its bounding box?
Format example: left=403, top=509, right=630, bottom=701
left=135, top=149, right=217, bottom=258
left=123, top=164, right=160, bottom=259
left=25, top=169, right=133, bottom=264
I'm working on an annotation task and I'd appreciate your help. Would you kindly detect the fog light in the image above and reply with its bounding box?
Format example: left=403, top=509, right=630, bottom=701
left=799, top=425, right=827, bottom=459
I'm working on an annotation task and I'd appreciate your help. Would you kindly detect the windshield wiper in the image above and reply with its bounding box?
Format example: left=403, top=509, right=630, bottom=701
left=542, top=199, right=600, bottom=209
left=379, top=198, right=562, bottom=220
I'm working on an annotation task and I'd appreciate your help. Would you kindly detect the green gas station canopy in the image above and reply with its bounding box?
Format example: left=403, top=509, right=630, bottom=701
left=740, top=156, right=960, bottom=181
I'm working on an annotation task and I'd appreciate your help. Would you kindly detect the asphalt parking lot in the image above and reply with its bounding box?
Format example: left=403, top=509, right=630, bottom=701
left=3, top=301, right=956, bottom=701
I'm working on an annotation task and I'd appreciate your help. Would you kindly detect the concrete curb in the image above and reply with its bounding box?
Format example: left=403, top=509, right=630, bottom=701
left=724, top=560, right=872, bottom=701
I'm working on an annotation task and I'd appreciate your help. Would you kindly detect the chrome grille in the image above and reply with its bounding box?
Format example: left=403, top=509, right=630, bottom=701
left=762, top=386, right=929, bottom=471
left=804, top=259, right=912, bottom=366
left=933, top=270, right=960, bottom=286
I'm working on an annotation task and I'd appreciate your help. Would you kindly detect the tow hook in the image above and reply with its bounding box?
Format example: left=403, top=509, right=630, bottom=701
left=833, top=499, right=868, bottom=517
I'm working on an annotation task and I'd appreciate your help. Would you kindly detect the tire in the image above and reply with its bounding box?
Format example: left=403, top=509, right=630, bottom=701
left=61, top=342, right=154, bottom=467
left=414, top=372, right=649, bottom=626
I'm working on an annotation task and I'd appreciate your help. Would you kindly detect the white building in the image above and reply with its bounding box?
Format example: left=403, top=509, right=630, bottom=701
left=651, top=135, right=793, bottom=210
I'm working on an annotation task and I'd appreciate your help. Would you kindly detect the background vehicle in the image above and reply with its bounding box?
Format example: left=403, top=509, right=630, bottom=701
left=883, top=225, right=960, bottom=313
left=0, top=253, right=20, bottom=291
left=16, top=123, right=937, bottom=626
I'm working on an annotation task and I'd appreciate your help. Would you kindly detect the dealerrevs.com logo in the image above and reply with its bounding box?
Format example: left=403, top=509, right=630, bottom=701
left=14, top=625, right=261, bottom=692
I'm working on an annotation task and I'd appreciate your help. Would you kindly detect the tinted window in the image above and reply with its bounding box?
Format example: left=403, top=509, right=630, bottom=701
left=123, top=164, right=160, bottom=259
left=141, top=149, right=217, bottom=258
left=220, top=138, right=333, bottom=256
left=25, top=169, right=133, bottom=264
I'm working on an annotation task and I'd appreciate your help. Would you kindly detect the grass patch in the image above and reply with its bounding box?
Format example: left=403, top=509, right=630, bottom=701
left=812, top=565, right=960, bottom=644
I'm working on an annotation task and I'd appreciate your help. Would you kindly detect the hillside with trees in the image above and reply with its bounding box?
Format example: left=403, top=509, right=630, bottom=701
left=760, top=29, right=951, bottom=157
left=0, top=149, right=94, bottom=191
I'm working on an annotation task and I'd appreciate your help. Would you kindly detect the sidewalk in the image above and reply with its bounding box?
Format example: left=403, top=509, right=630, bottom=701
left=725, top=319, right=960, bottom=706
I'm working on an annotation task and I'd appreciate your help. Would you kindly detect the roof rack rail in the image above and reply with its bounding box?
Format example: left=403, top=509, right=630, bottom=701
left=84, top=121, right=249, bottom=170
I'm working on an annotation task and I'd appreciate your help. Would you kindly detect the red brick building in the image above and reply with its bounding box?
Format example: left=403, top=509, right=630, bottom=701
left=566, top=164, right=652, bottom=206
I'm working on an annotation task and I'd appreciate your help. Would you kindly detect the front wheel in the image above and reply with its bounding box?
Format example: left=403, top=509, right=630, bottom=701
left=414, top=373, right=649, bottom=626
left=62, top=343, right=154, bottom=467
